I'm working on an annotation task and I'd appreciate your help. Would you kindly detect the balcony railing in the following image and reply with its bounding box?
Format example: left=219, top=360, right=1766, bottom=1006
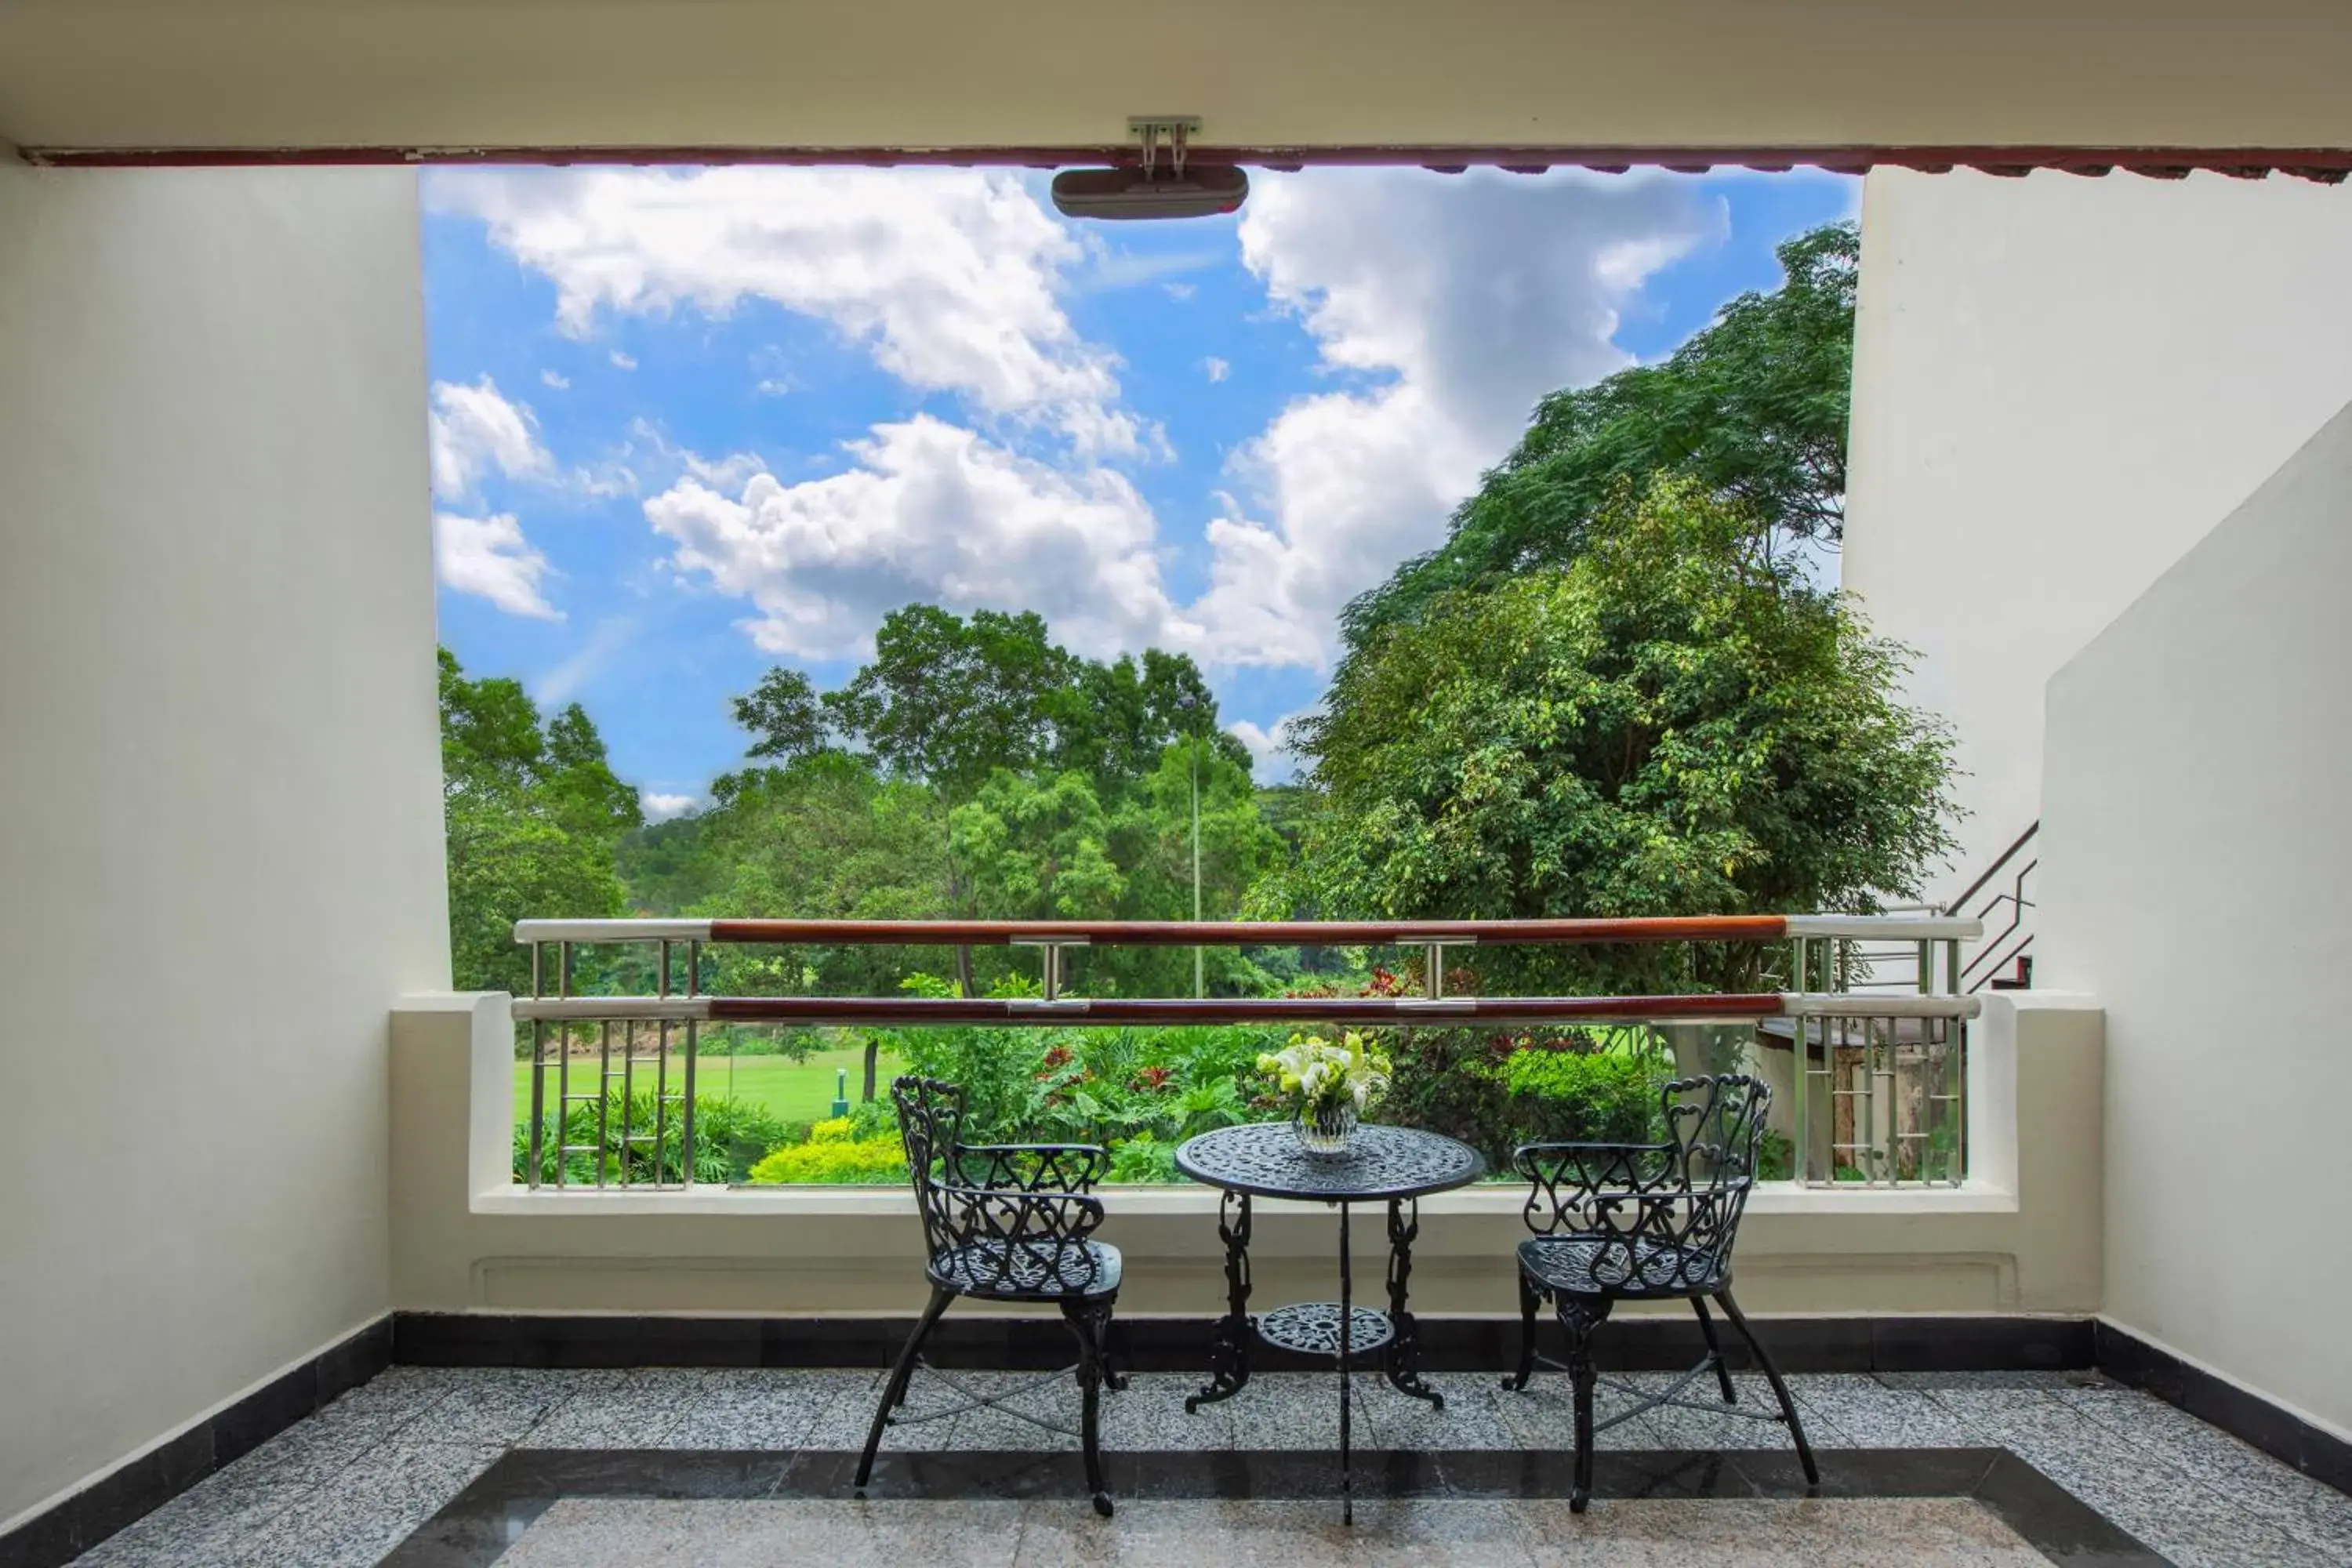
left=508, top=914, right=1980, bottom=1194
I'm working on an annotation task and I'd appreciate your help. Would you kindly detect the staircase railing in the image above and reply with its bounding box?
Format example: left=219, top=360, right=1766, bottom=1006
left=1947, top=822, right=2038, bottom=993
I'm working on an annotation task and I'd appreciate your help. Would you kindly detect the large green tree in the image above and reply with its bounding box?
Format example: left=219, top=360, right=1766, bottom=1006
left=1342, top=221, right=1857, bottom=651
left=1276, top=480, right=1955, bottom=994
left=439, top=648, right=641, bottom=993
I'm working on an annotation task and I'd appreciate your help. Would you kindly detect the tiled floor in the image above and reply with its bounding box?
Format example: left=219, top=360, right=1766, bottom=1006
left=64, top=1366, right=2352, bottom=1566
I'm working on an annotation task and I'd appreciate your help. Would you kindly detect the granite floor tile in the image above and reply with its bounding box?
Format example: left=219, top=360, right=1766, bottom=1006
left=1514, top=1496, right=2045, bottom=1567
left=498, top=1497, right=1029, bottom=1568
left=398, top=1368, right=592, bottom=1447
left=1618, top=1372, right=1835, bottom=1452
left=916, top=1369, right=1084, bottom=1453
left=1361, top=1380, right=1522, bottom=1451
left=1098, top=1373, right=1235, bottom=1450
left=665, top=1370, right=855, bottom=1450
left=1789, top=1374, right=1981, bottom=1449
left=1018, top=1497, right=1539, bottom=1566
left=521, top=1368, right=710, bottom=1448
left=53, top=1361, right=2352, bottom=1566
left=1926, top=1388, right=2335, bottom=1568
left=1008, top=1497, right=1254, bottom=1565
left=227, top=1441, right=504, bottom=1568
left=1218, top=1373, right=1388, bottom=1451
left=794, top=1370, right=898, bottom=1452
left=2057, top=1384, right=2352, bottom=1560
left=67, top=1468, right=310, bottom=1568
left=1494, top=1374, right=1668, bottom=1450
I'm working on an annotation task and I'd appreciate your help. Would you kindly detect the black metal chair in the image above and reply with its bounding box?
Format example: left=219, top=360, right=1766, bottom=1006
left=855, top=1075, right=1127, bottom=1515
left=1501, top=1072, right=1818, bottom=1512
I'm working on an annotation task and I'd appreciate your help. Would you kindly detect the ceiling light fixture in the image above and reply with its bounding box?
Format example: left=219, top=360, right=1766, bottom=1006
left=1051, top=117, right=1249, bottom=221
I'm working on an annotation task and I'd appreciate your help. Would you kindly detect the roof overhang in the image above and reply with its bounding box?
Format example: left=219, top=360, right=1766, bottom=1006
left=8, top=2, right=2352, bottom=180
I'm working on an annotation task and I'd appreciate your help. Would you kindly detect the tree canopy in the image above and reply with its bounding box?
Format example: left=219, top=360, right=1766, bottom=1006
left=440, top=647, right=641, bottom=993
left=1341, top=221, right=1857, bottom=651
left=1275, top=477, right=1955, bottom=993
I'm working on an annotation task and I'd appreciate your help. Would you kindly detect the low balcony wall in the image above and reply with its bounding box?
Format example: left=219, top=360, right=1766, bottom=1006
left=388, top=992, right=2102, bottom=1323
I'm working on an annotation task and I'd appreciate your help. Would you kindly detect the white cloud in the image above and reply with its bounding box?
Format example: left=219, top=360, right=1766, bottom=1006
left=539, top=369, right=571, bottom=390
left=434, top=511, right=561, bottom=620
left=426, top=166, right=1145, bottom=455
left=1163, top=281, right=1197, bottom=302
left=1187, top=169, right=1722, bottom=667
left=445, top=167, right=1726, bottom=677
left=609, top=350, right=637, bottom=370
left=641, top=791, right=699, bottom=822
left=643, top=415, right=1175, bottom=661
left=428, top=376, right=551, bottom=502
left=754, top=378, right=790, bottom=397
left=1227, top=710, right=1310, bottom=783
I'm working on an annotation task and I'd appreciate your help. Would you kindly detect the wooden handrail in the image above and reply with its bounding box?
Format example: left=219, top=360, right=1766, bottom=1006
left=514, top=913, right=1982, bottom=947
left=513, top=992, right=1980, bottom=1025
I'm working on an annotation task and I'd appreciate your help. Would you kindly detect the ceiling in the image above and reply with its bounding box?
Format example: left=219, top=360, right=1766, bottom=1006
left=5, top=1, right=2352, bottom=177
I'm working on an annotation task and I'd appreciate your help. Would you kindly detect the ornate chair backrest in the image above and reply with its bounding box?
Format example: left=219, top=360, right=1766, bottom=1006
left=1514, top=1073, right=1772, bottom=1294
left=891, top=1074, right=971, bottom=1265
left=888, top=1073, right=1108, bottom=1294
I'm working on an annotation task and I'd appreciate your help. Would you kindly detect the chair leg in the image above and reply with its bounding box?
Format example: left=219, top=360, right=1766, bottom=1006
left=1561, top=1301, right=1607, bottom=1514
left=1062, top=1298, right=1114, bottom=1517
left=1099, top=1308, right=1131, bottom=1393
left=856, top=1285, right=952, bottom=1493
left=1690, top=1295, right=1737, bottom=1403
left=1714, top=1288, right=1819, bottom=1486
left=1503, top=1268, right=1541, bottom=1392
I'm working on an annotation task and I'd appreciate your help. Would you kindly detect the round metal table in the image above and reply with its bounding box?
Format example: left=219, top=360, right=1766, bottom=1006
left=1174, top=1121, right=1484, bottom=1519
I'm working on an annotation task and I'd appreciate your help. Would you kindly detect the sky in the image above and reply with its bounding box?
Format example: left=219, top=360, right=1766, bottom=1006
left=423, top=165, right=1857, bottom=820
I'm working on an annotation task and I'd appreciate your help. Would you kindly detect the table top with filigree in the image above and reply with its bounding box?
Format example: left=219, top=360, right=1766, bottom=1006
left=1174, top=1121, right=1484, bottom=1203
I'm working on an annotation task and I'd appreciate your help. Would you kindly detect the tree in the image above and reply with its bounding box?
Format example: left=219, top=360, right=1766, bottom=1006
left=438, top=648, right=637, bottom=993
left=951, top=769, right=1127, bottom=923
left=1342, top=221, right=1858, bottom=650
left=824, top=606, right=1075, bottom=799
left=1278, top=479, right=1956, bottom=995
left=1051, top=648, right=1253, bottom=786
left=691, top=750, right=951, bottom=1098
left=731, top=666, right=830, bottom=763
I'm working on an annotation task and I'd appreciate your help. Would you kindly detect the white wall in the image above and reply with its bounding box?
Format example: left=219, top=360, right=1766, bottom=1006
left=1843, top=169, right=2352, bottom=896
left=0, top=167, right=445, bottom=1526
left=2040, top=401, right=2352, bottom=1439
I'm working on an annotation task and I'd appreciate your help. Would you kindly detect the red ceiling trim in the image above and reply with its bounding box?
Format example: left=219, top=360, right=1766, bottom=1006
left=17, top=143, right=2352, bottom=182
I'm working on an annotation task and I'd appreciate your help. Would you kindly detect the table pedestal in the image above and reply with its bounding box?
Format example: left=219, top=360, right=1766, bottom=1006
left=1185, top=1194, right=1443, bottom=1523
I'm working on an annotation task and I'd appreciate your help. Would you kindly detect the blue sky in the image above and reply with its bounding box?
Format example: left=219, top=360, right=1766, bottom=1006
left=423, top=165, right=1856, bottom=817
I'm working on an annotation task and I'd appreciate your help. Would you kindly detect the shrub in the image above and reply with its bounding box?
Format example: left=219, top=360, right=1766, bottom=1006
left=1108, top=1134, right=1181, bottom=1184
left=1490, top=1043, right=1671, bottom=1146
left=746, top=1129, right=907, bottom=1185
left=512, top=1091, right=792, bottom=1185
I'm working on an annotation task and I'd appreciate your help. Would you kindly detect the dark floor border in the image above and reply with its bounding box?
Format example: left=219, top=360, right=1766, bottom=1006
left=2095, top=1320, right=2352, bottom=1498
left=0, top=1316, right=391, bottom=1568
left=382, top=1446, right=2163, bottom=1567
left=391, top=1308, right=2096, bottom=1377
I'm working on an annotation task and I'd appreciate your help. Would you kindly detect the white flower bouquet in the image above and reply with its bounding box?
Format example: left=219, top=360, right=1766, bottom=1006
left=1258, top=1031, right=1392, bottom=1152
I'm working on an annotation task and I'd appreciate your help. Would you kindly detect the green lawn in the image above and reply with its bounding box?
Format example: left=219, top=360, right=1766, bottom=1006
left=514, top=1044, right=905, bottom=1127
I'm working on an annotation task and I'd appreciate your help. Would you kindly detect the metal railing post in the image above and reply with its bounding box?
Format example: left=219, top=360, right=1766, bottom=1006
left=1790, top=936, right=1810, bottom=1185
left=681, top=938, right=701, bottom=1189
left=527, top=941, right=546, bottom=1189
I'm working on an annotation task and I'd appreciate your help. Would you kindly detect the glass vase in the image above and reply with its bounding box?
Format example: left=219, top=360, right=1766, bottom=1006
left=1292, top=1101, right=1359, bottom=1156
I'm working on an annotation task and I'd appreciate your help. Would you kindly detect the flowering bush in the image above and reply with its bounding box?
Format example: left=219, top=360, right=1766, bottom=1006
left=1256, top=1031, right=1392, bottom=1117
left=745, top=1116, right=908, bottom=1185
